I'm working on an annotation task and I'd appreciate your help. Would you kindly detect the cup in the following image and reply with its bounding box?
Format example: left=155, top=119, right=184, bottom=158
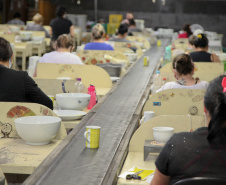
left=157, top=40, right=162, bottom=47
left=140, top=111, right=155, bottom=125
left=143, top=56, right=150, bottom=66
left=144, top=111, right=155, bottom=122
left=84, top=126, right=101, bottom=148
left=48, top=95, right=54, bottom=106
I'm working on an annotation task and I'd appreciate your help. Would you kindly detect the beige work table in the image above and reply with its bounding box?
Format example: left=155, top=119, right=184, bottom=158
left=117, top=152, right=156, bottom=185
left=0, top=138, right=61, bottom=174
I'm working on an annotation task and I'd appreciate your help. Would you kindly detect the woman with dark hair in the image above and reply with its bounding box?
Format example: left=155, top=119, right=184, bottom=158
left=7, top=12, right=25, bottom=25
left=150, top=74, right=226, bottom=185
left=190, top=34, right=220, bottom=62
left=156, top=54, right=208, bottom=93
left=49, top=6, right=74, bottom=42
left=109, top=24, right=130, bottom=42
left=0, top=37, right=53, bottom=109
left=178, top=24, right=193, bottom=38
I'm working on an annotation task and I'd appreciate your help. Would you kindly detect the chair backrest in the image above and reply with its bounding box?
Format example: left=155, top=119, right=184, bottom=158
left=19, top=30, right=45, bottom=37
left=0, top=33, right=16, bottom=43
left=173, top=38, right=189, bottom=50
left=160, top=62, right=224, bottom=73
left=173, top=177, right=226, bottom=185
left=161, top=72, right=222, bottom=82
left=36, top=63, right=112, bottom=88
left=76, top=50, right=128, bottom=60
left=129, top=115, right=205, bottom=152
left=0, top=102, right=67, bottom=140
left=160, top=62, right=224, bottom=82
left=143, top=89, right=206, bottom=116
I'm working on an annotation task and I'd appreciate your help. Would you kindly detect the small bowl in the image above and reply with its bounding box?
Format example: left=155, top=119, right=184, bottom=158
left=153, top=127, right=174, bottom=144
left=14, top=116, right=61, bottom=145
left=56, top=93, right=91, bottom=110
left=124, top=53, right=138, bottom=61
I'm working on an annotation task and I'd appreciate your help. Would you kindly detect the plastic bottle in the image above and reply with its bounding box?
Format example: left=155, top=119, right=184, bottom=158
left=75, top=78, right=86, bottom=93
left=163, top=46, right=172, bottom=66
left=151, top=71, right=162, bottom=94
left=87, top=85, right=97, bottom=109
left=162, top=78, right=167, bottom=86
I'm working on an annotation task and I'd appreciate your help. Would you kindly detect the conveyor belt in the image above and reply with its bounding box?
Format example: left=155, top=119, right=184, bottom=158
left=23, top=39, right=170, bottom=185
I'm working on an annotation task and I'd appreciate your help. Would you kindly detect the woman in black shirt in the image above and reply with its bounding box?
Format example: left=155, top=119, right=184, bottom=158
left=189, top=34, right=220, bottom=63
left=50, top=6, right=74, bottom=46
left=151, top=75, right=226, bottom=185
left=0, top=37, right=53, bottom=110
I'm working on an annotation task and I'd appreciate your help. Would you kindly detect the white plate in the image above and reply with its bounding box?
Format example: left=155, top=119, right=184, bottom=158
left=56, top=77, right=72, bottom=80
left=53, top=110, right=86, bottom=121
left=110, top=77, right=120, bottom=82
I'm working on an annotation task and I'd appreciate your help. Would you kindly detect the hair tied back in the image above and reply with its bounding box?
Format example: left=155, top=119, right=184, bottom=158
left=222, top=77, right=226, bottom=92
left=197, top=34, right=202, bottom=39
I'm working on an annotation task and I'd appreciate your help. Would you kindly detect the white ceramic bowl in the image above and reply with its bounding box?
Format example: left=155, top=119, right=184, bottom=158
left=14, top=116, right=61, bottom=145
left=153, top=127, right=174, bottom=143
left=124, top=53, right=138, bottom=61
left=20, top=31, right=32, bottom=40
left=56, top=93, right=91, bottom=110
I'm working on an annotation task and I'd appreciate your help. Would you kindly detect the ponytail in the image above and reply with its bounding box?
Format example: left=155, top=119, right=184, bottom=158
left=207, top=92, right=226, bottom=143
left=205, top=75, right=226, bottom=144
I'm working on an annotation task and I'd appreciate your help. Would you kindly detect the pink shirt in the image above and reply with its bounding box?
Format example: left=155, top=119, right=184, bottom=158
left=178, top=32, right=188, bottom=38
left=39, top=51, right=83, bottom=65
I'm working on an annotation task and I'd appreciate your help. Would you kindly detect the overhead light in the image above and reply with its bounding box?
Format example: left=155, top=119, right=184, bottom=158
left=152, top=0, right=156, bottom=3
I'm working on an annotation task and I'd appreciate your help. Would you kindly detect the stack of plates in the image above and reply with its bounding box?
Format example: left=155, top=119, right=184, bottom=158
left=53, top=110, right=86, bottom=121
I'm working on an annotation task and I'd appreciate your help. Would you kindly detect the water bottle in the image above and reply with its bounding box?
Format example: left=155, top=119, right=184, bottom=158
left=152, top=71, right=162, bottom=94
left=163, top=46, right=172, bottom=66
left=87, top=85, right=97, bottom=109
left=75, top=78, right=85, bottom=93
left=162, top=78, right=167, bottom=86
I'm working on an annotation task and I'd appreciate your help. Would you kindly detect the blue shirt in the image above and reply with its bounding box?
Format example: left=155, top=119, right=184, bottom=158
left=84, top=42, right=114, bottom=51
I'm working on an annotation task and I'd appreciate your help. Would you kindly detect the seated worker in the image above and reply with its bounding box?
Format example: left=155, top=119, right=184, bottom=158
left=84, top=24, right=114, bottom=51
left=151, top=75, right=226, bottom=185
left=7, top=12, right=25, bottom=25
left=0, top=37, right=52, bottom=109
left=156, top=54, right=208, bottom=93
left=39, top=34, right=83, bottom=64
left=26, top=13, right=50, bottom=38
left=128, top=19, right=142, bottom=34
left=178, top=24, right=193, bottom=38
left=109, top=24, right=130, bottom=42
left=126, top=12, right=134, bottom=21
left=190, top=34, right=221, bottom=62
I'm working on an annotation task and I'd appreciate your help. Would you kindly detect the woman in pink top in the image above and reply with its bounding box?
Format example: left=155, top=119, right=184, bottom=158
left=178, top=24, right=193, bottom=38
left=39, top=34, right=83, bottom=65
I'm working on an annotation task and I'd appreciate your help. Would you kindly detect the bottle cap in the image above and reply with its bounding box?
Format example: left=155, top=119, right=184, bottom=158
left=156, top=71, right=160, bottom=74
left=77, top=78, right=81, bottom=81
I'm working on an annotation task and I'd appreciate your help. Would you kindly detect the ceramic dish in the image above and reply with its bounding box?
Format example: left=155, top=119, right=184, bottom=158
left=110, top=77, right=120, bottom=82
left=53, top=110, right=87, bottom=121
left=14, top=116, right=61, bottom=145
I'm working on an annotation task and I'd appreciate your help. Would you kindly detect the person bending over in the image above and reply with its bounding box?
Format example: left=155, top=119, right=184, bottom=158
left=151, top=74, right=226, bottom=185
left=109, top=24, right=130, bottom=43
left=190, top=34, right=220, bottom=62
left=156, top=54, right=208, bottom=93
left=39, top=34, right=83, bottom=64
